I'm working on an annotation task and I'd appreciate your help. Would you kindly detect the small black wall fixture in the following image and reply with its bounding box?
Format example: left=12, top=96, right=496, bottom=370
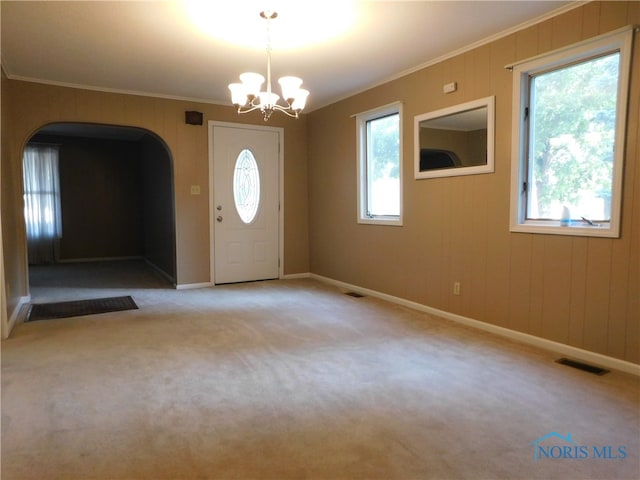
left=185, top=111, right=203, bottom=126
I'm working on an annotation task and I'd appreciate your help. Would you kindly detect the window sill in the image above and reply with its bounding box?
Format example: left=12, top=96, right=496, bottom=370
left=358, top=217, right=403, bottom=227
left=510, top=220, right=619, bottom=238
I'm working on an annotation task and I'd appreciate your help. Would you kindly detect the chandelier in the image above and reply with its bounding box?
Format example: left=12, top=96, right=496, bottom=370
left=228, top=10, right=309, bottom=122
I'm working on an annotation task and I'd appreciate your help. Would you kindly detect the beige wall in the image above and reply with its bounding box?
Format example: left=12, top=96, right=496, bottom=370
left=33, top=135, right=144, bottom=261
left=307, top=1, right=639, bottom=364
left=1, top=79, right=309, bottom=313
left=1, top=69, right=29, bottom=322
left=140, top=134, right=176, bottom=280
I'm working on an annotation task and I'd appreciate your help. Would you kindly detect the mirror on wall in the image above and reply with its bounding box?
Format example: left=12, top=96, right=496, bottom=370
left=414, top=96, right=495, bottom=179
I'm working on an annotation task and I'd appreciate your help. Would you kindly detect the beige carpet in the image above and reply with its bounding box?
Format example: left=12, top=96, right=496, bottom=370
left=2, top=261, right=638, bottom=479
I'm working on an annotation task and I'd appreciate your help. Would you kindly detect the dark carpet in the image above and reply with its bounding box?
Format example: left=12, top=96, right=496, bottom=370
left=26, top=296, right=138, bottom=322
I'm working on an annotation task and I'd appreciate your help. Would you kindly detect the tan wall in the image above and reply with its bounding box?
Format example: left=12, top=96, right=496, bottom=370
left=30, top=135, right=145, bottom=261
left=140, top=134, right=176, bottom=280
left=308, top=1, right=639, bottom=364
left=1, top=70, right=29, bottom=321
left=1, top=80, right=309, bottom=304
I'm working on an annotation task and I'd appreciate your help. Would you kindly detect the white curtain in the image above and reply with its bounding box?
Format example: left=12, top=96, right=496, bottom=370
left=22, top=144, right=62, bottom=264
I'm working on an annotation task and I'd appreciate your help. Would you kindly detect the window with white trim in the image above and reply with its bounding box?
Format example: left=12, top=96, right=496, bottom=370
left=356, top=102, right=402, bottom=225
left=509, top=28, right=633, bottom=238
left=22, top=144, right=62, bottom=264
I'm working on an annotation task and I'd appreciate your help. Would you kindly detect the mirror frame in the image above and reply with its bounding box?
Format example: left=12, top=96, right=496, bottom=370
left=414, top=96, right=495, bottom=179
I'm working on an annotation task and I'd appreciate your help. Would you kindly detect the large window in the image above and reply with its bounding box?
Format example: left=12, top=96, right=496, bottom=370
left=509, top=28, right=633, bottom=237
left=356, top=102, right=402, bottom=225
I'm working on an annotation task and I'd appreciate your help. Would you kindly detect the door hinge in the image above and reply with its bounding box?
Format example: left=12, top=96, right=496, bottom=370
left=522, top=181, right=528, bottom=194
left=524, top=107, right=529, bottom=120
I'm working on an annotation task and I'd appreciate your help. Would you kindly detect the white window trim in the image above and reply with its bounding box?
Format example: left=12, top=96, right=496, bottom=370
left=509, top=27, right=634, bottom=238
left=356, top=101, right=403, bottom=226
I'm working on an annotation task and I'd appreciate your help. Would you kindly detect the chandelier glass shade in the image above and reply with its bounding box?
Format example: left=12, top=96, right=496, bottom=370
left=228, top=11, right=309, bottom=121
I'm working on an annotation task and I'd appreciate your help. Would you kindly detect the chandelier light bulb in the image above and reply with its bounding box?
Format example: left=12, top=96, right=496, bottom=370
left=239, top=72, right=265, bottom=99
left=278, top=76, right=303, bottom=103
left=291, top=89, right=310, bottom=111
left=258, top=91, right=280, bottom=108
left=228, top=83, right=248, bottom=106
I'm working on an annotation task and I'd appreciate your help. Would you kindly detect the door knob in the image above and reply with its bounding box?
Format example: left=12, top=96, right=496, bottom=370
left=216, top=215, right=223, bottom=222
left=216, top=205, right=222, bottom=211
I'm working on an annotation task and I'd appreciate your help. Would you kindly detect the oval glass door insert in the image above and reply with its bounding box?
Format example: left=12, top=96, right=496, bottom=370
left=233, top=149, right=261, bottom=223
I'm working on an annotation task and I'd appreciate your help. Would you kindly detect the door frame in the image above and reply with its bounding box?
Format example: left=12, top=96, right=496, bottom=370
left=208, top=120, right=284, bottom=285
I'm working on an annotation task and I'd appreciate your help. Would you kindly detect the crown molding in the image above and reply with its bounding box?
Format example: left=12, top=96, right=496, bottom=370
left=309, top=1, right=588, bottom=112
left=3, top=73, right=230, bottom=108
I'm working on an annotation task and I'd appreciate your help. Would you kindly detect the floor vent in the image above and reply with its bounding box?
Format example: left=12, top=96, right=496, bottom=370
left=345, top=291, right=365, bottom=298
left=556, top=357, right=609, bottom=376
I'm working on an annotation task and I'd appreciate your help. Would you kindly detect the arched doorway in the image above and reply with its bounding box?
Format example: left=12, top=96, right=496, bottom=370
left=23, top=122, right=177, bottom=293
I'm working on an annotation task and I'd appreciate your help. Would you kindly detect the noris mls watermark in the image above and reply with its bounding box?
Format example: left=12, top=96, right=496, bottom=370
left=532, top=432, right=627, bottom=461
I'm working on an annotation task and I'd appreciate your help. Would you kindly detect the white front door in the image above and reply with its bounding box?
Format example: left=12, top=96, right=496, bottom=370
left=211, top=124, right=280, bottom=284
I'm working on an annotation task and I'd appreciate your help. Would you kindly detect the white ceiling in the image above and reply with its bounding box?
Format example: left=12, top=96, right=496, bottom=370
left=1, top=0, right=575, bottom=112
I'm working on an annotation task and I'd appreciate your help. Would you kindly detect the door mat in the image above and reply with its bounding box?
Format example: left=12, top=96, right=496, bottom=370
left=26, top=296, right=138, bottom=322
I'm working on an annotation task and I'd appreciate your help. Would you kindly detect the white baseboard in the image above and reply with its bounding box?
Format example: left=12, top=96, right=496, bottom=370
left=311, top=274, right=640, bottom=377
left=282, top=272, right=311, bottom=280
left=5, top=295, right=31, bottom=338
left=176, top=282, right=215, bottom=290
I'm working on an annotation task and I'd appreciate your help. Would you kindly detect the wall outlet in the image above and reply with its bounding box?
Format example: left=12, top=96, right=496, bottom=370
left=190, top=185, right=201, bottom=195
left=453, top=281, right=461, bottom=295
